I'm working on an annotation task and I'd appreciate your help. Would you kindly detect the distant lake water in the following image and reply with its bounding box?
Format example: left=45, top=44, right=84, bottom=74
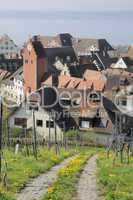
left=0, top=11, right=132, bottom=45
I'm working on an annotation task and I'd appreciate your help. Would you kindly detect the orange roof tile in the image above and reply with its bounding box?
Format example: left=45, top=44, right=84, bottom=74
left=58, top=75, right=71, bottom=88
left=42, top=71, right=107, bottom=92
left=93, top=81, right=105, bottom=92
left=0, top=69, right=10, bottom=78
left=84, top=70, right=101, bottom=80
left=66, top=77, right=82, bottom=89
left=84, top=69, right=106, bottom=82
left=77, top=80, right=93, bottom=90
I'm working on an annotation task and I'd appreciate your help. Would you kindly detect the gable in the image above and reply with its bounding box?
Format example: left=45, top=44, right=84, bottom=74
left=112, top=58, right=127, bottom=69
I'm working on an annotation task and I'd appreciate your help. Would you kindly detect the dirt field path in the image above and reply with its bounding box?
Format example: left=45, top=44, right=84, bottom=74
left=75, top=155, right=99, bottom=200
left=16, top=156, right=75, bottom=200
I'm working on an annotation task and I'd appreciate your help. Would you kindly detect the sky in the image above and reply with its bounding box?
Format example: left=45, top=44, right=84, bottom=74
left=0, top=0, right=132, bottom=45
left=0, top=0, right=133, bottom=12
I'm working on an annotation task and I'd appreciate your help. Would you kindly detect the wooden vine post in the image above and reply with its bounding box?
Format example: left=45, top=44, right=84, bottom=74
left=0, top=97, right=3, bottom=181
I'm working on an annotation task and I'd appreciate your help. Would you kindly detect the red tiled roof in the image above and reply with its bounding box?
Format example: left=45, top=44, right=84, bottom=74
left=84, top=69, right=107, bottom=82
left=93, top=81, right=105, bottom=92
left=77, top=80, right=93, bottom=90
left=42, top=75, right=71, bottom=88
left=42, top=71, right=106, bottom=92
left=83, top=70, right=106, bottom=92
left=0, top=69, right=10, bottom=79
left=58, top=75, right=71, bottom=88
left=66, top=77, right=81, bottom=89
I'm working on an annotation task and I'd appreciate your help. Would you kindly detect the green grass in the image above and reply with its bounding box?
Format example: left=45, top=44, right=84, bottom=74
left=42, top=147, right=97, bottom=200
left=0, top=193, right=14, bottom=200
left=0, top=146, right=75, bottom=199
left=97, top=151, right=133, bottom=200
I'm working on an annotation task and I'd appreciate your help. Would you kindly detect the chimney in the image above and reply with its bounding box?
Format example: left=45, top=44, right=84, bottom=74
left=32, top=35, right=39, bottom=42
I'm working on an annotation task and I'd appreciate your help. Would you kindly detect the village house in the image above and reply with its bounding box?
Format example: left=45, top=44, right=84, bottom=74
left=22, top=34, right=121, bottom=135
left=73, top=38, right=114, bottom=57
left=42, top=72, right=110, bottom=130
left=23, top=34, right=119, bottom=94
left=8, top=69, right=110, bottom=139
left=115, top=45, right=133, bottom=72
left=7, top=33, right=133, bottom=138
left=103, top=65, right=133, bottom=120
left=0, top=35, right=23, bottom=78
left=0, top=34, right=20, bottom=59
left=0, top=67, right=24, bottom=105
left=72, top=38, right=117, bottom=71
left=8, top=103, right=64, bottom=141
left=0, top=58, right=23, bottom=73
left=23, top=35, right=78, bottom=93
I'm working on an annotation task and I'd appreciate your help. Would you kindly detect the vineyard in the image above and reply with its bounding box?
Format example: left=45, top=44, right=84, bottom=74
left=0, top=144, right=133, bottom=200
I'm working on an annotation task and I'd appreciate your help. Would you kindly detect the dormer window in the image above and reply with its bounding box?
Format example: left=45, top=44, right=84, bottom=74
left=120, top=78, right=129, bottom=86
left=121, top=100, right=127, bottom=106
left=118, top=97, right=127, bottom=106
left=89, top=93, right=101, bottom=103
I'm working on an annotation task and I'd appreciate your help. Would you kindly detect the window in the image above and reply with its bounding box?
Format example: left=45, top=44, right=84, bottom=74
left=29, top=106, right=38, bottom=111
left=25, top=60, right=28, bottom=64
left=89, top=93, right=101, bottom=103
left=79, top=118, right=93, bottom=128
left=36, top=120, right=43, bottom=127
left=31, top=60, right=33, bottom=64
left=121, top=100, right=127, bottom=106
left=14, top=118, right=27, bottom=127
left=46, top=121, right=54, bottom=128
left=120, top=79, right=125, bottom=86
left=60, top=99, right=71, bottom=106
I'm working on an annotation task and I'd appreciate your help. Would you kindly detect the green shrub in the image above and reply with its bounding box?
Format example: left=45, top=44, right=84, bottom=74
left=66, top=130, right=80, bottom=140
left=10, top=127, right=22, bottom=138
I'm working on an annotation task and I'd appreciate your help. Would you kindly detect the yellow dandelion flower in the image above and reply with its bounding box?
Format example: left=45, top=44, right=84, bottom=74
left=48, top=186, right=54, bottom=194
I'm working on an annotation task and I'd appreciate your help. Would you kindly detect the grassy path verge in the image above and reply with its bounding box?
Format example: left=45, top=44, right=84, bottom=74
left=42, top=148, right=96, bottom=200
left=0, top=147, right=75, bottom=200
left=97, top=151, right=133, bottom=200
left=16, top=156, right=76, bottom=200
left=75, top=155, right=98, bottom=200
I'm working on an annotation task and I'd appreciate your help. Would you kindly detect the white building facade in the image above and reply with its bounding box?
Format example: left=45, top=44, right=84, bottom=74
left=0, top=34, right=20, bottom=58
left=0, top=77, right=24, bottom=106
left=8, top=104, right=63, bottom=141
